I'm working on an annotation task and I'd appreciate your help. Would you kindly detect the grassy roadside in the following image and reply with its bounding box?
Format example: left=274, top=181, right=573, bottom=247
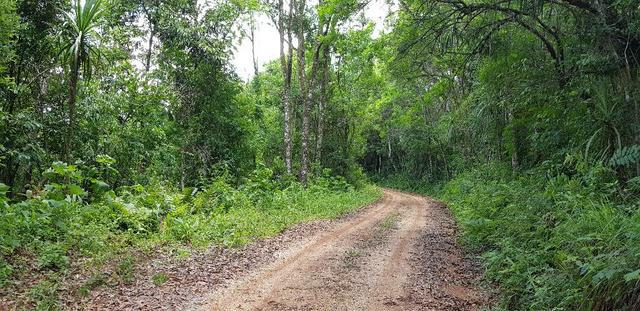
left=377, top=164, right=640, bottom=310
left=0, top=163, right=381, bottom=309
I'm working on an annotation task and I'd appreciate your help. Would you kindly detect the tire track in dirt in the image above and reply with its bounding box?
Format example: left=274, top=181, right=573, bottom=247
left=198, top=190, right=403, bottom=310
left=199, top=189, right=488, bottom=310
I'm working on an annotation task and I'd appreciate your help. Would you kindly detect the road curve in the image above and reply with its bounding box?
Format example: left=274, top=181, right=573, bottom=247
left=198, top=189, right=488, bottom=310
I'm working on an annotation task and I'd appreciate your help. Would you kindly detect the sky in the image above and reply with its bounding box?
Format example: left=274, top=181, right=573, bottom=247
left=231, top=0, right=394, bottom=81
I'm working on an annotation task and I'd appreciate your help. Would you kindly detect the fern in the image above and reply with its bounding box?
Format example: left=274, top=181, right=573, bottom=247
left=608, top=145, right=640, bottom=167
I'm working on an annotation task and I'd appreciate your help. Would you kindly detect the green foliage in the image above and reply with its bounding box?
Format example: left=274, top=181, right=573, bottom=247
left=609, top=145, right=640, bottom=168
left=35, top=243, right=69, bottom=270
left=0, top=0, right=19, bottom=85
left=2, top=0, right=639, bottom=309
left=163, top=173, right=378, bottom=247
left=0, top=160, right=380, bottom=292
left=58, top=0, right=105, bottom=78
left=438, top=163, right=640, bottom=310
left=78, top=274, right=106, bottom=297
left=151, top=272, right=168, bottom=286
left=116, top=255, right=135, bottom=284
left=358, top=3, right=640, bottom=308
left=29, top=278, right=60, bottom=311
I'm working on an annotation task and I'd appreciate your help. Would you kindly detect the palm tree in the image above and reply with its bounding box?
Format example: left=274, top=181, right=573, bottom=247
left=59, top=0, right=104, bottom=160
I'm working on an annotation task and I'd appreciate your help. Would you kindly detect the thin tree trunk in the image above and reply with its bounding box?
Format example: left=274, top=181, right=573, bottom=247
left=315, top=46, right=329, bottom=167
left=428, top=155, right=433, bottom=178
left=315, top=89, right=324, bottom=166
left=250, top=16, right=259, bottom=76
left=142, top=1, right=155, bottom=73
left=297, top=0, right=310, bottom=185
left=277, top=0, right=293, bottom=175
left=65, top=67, right=79, bottom=162
left=388, top=135, right=399, bottom=172
left=145, top=30, right=154, bottom=73
left=308, top=0, right=332, bottom=168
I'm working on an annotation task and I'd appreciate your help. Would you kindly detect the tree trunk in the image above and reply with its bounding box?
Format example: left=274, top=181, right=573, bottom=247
left=276, top=0, right=294, bottom=175
left=309, top=1, right=325, bottom=167
left=297, top=0, right=310, bottom=185
left=315, top=48, right=330, bottom=163
left=315, top=85, right=325, bottom=167
left=65, top=66, right=79, bottom=162
left=250, top=16, right=259, bottom=76
left=142, top=1, right=155, bottom=73
left=145, top=29, right=154, bottom=73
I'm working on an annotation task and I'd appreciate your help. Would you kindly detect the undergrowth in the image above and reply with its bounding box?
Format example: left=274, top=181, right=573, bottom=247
left=379, top=160, right=640, bottom=310
left=0, top=160, right=381, bottom=307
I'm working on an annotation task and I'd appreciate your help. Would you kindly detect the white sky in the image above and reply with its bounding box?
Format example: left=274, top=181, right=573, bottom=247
left=231, top=0, right=394, bottom=81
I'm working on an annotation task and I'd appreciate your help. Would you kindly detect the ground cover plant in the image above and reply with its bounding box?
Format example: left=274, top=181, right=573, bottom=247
left=377, top=162, right=640, bottom=310
left=0, top=161, right=380, bottom=308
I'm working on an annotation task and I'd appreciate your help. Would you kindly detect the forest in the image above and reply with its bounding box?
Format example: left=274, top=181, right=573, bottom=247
left=1, top=0, right=640, bottom=309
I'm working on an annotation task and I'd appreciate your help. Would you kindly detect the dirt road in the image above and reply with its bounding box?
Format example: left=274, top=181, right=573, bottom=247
left=198, top=189, right=488, bottom=310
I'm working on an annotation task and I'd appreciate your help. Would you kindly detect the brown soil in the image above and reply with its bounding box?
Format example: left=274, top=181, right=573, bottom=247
left=197, top=189, right=489, bottom=310
left=24, top=188, right=488, bottom=310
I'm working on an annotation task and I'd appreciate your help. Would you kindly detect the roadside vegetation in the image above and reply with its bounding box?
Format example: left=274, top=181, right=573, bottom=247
left=0, top=159, right=379, bottom=308
left=380, top=162, right=640, bottom=309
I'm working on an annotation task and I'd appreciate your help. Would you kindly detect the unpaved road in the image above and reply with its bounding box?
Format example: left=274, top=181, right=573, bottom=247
left=198, top=189, right=488, bottom=310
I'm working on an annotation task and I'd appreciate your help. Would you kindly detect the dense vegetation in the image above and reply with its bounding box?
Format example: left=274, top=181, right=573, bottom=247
left=0, top=0, right=381, bottom=307
left=1, top=0, right=640, bottom=309
left=367, top=0, right=640, bottom=309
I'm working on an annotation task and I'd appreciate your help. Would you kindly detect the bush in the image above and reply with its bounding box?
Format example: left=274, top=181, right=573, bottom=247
left=0, top=160, right=381, bottom=289
left=439, top=162, right=640, bottom=310
left=35, top=243, right=69, bottom=270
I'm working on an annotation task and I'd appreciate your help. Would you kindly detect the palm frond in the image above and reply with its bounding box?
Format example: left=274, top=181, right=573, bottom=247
left=57, top=0, right=104, bottom=79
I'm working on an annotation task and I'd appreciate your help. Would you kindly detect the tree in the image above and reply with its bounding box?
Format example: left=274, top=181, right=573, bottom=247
left=139, top=0, right=158, bottom=73
left=153, top=0, right=256, bottom=187
left=267, top=0, right=295, bottom=175
left=296, top=0, right=310, bottom=184
left=59, top=0, right=104, bottom=160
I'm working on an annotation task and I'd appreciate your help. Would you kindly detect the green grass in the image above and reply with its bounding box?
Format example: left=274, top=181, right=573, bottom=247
left=29, top=277, right=60, bottom=310
left=78, top=274, right=107, bottom=297
left=378, top=212, right=400, bottom=231
left=151, top=272, right=169, bottom=286
left=162, top=183, right=382, bottom=248
left=116, top=256, right=135, bottom=285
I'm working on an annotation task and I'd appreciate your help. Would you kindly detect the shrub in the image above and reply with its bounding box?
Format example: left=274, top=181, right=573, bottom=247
left=35, top=243, right=69, bottom=270
left=439, top=162, right=640, bottom=310
left=0, top=159, right=381, bottom=296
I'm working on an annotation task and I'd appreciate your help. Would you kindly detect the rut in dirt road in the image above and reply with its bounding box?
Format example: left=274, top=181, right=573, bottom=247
left=199, top=189, right=489, bottom=310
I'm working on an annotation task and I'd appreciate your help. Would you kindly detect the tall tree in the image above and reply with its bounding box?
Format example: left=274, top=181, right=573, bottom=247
left=59, top=0, right=104, bottom=160
left=249, top=13, right=259, bottom=76
left=310, top=0, right=335, bottom=167
left=296, top=0, right=310, bottom=184
left=270, top=0, right=295, bottom=175
left=140, top=0, right=158, bottom=73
